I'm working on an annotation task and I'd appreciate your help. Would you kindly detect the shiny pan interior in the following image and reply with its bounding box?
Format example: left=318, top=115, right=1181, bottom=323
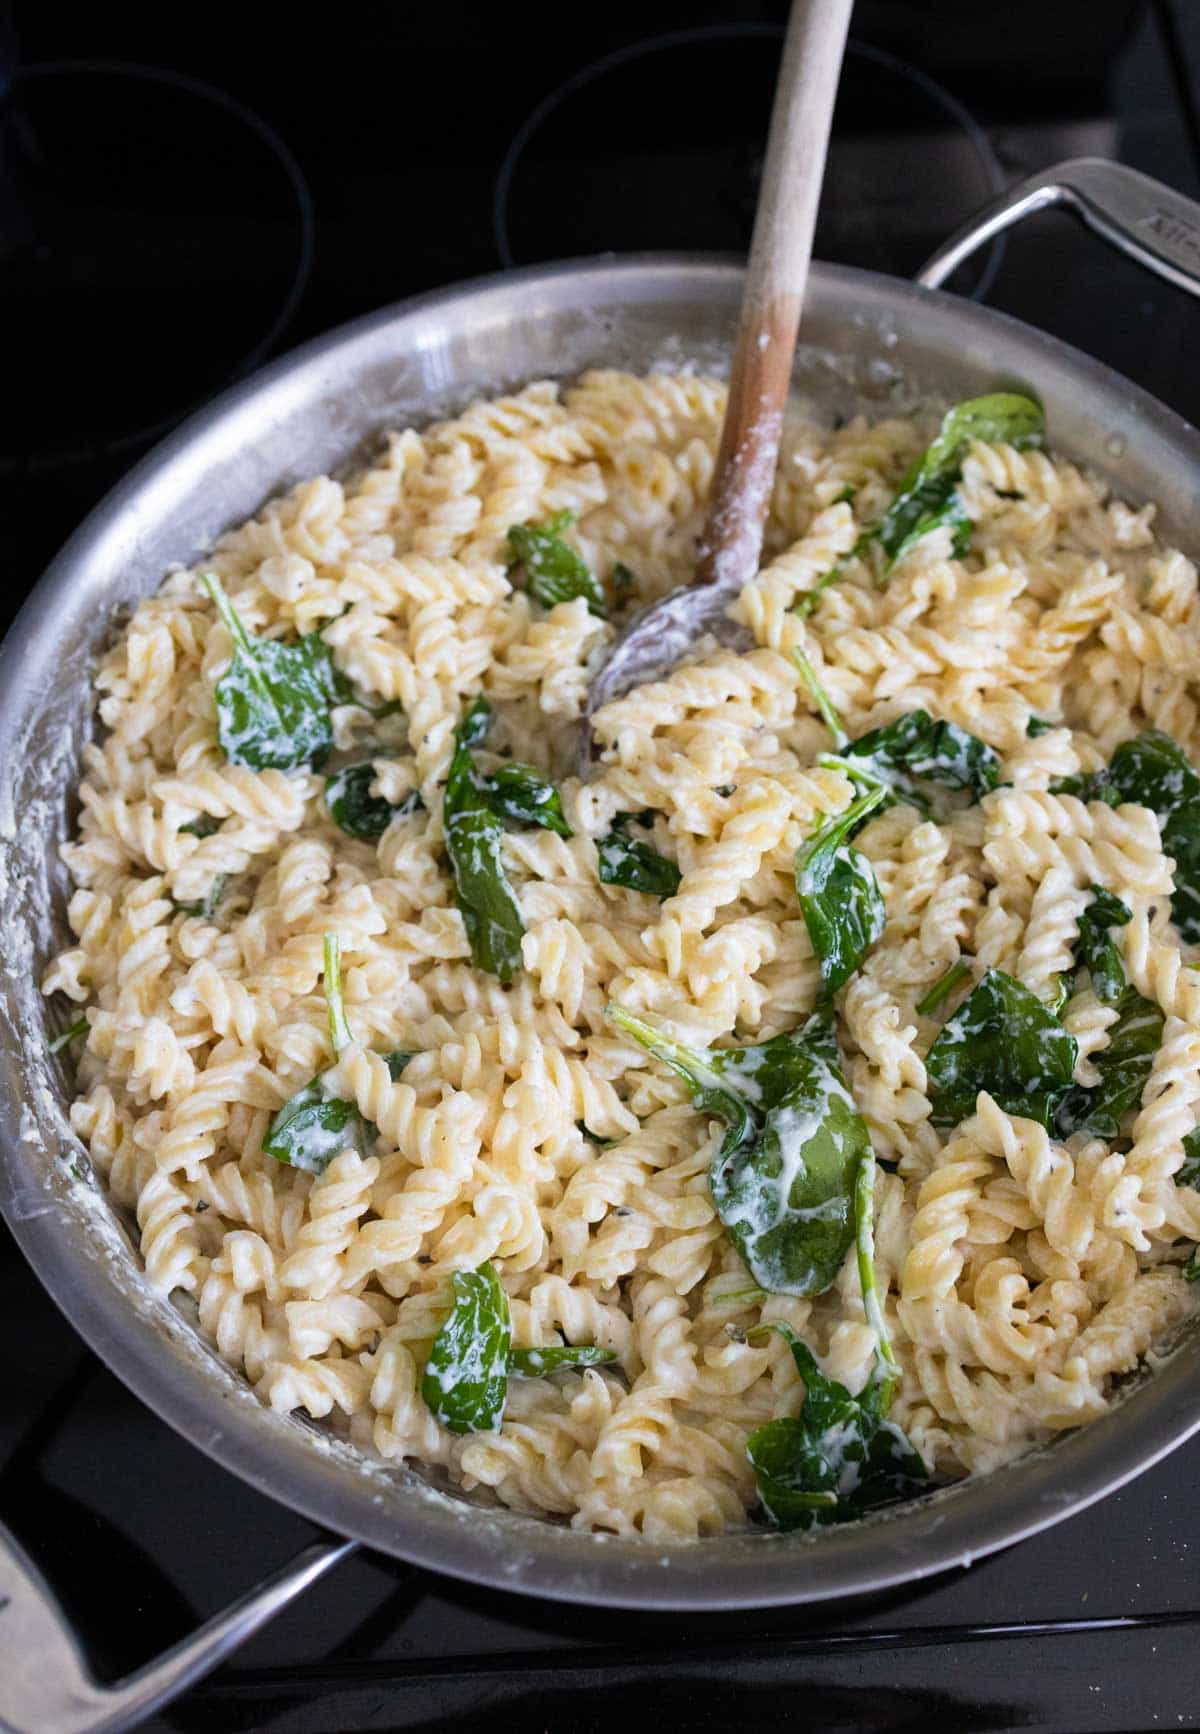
left=1, top=257, right=1198, bottom=1608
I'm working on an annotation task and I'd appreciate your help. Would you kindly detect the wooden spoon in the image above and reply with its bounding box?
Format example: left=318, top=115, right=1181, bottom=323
left=584, top=0, right=853, bottom=731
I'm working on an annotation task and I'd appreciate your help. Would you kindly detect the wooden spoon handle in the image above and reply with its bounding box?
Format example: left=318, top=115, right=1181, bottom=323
left=695, top=0, right=852, bottom=592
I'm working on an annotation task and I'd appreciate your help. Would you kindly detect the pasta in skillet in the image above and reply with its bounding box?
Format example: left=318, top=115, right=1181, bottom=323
left=44, top=367, right=1200, bottom=1541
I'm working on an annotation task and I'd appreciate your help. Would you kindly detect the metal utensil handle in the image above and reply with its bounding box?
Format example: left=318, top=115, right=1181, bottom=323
left=0, top=1513, right=354, bottom=1734
left=917, top=155, right=1200, bottom=300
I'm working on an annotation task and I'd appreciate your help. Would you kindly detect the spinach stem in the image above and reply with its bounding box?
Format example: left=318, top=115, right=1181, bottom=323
left=915, top=960, right=971, bottom=1017
left=199, top=572, right=272, bottom=703
left=793, top=564, right=842, bottom=620
left=606, top=1005, right=717, bottom=1092
left=854, top=1150, right=899, bottom=1406
left=49, top=1015, right=89, bottom=1054
left=792, top=648, right=848, bottom=748
left=712, top=1285, right=768, bottom=1306
left=200, top=572, right=255, bottom=660
left=323, top=933, right=354, bottom=1053
left=802, top=782, right=887, bottom=863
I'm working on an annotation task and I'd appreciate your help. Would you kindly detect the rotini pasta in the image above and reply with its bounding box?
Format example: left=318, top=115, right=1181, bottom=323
left=45, top=370, right=1200, bottom=1540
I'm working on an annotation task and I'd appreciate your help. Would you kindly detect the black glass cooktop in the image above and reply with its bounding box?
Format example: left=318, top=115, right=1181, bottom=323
left=4, top=4, right=1200, bottom=1730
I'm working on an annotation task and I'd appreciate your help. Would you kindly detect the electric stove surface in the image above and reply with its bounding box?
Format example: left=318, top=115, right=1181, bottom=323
left=4, top=4, right=1200, bottom=1730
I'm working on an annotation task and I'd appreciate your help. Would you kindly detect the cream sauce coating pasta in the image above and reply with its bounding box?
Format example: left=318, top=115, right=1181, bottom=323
left=44, top=369, right=1200, bottom=1541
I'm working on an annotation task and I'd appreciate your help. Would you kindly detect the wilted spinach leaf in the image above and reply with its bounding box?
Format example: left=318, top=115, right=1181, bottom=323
left=264, top=934, right=372, bottom=1174
left=1026, top=716, right=1057, bottom=737
left=443, top=700, right=527, bottom=982
left=506, top=511, right=607, bottom=617
left=795, top=393, right=1044, bottom=608
left=840, top=710, right=1001, bottom=808
left=422, top=1261, right=615, bottom=1434
left=199, top=573, right=351, bottom=771
left=422, top=1263, right=514, bottom=1435
left=745, top=1323, right=928, bottom=1530
left=457, top=695, right=492, bottom=749
left=597, top=813, right=682, bottom=898
left=1177, top=1126, right=1200, bottom=1190
left=877, top=392, right=1044, bottom=571
left=878, top=477, right=972, bottom=571
left=795, top=786, right=887, bottom=994
left=180, top=815, right=221, bottom=838
left=1073, top=885, right=1132, bottom=1006
left=1050, top=731, right=1200, bottom=939
left=793, top=652, right=999, bottom=816
left=325, top=762, right=420, bottom=840
left=926, top=968, right=1079, bottom=1130
left=442, top=701, right=572, bottom=978
left=509, top=1345, right=617, bottom=1377
left=608, top=1002, right=866, bottom=1296
left=1048, top=769, right=1121, bottom=807
left=1108, top=731, right=1200, bottom=942
left=1055, top=988, right=1163, bottom=1140
left=483, top=761, right=571, bottom=837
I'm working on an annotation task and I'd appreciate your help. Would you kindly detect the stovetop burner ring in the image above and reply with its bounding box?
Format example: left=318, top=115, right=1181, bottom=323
left=493, top=24, right=1007, bottom=301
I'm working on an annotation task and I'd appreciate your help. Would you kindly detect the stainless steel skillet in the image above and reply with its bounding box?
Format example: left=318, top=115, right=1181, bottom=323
left=2, top=157, right=1200, bottom=1732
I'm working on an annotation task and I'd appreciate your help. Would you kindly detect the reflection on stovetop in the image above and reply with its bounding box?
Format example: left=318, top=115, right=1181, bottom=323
left=6, top=2, right=1200, bottom=1729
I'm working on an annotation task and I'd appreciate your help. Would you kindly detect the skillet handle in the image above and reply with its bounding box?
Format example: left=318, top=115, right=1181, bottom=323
left=0, top=1515, right=354, bottom=1734
left=917, top=155, right=1200, bottom=301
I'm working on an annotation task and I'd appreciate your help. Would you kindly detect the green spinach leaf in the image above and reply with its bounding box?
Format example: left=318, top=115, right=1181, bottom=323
left=509, top=1345, right=617, bottom=1377
left=325, top=762, right=420, bottom=840
left=926, top=968, right=1079, bottom=1130
left=483, top=761, right=572, bottom=837
left=506, top=512, right=607, bottom=617
left=744, top=1323, right=928, bottom=1530
left=1051, top=732, right=1200, bottom=937
left=199, top=573, right=351, bottom=771
left=1048, top=768, right=1121, bottom=807
left=1177, top=1126, right=1200, bottom=1190
left=1108, top=731, right=1200, bottom=942
left=795, top=394, right=1044, bottom=608
left=1026, top=716, right=1057, bottom=737
left=608, top=1002, right=866, bottom=1296
left=422, top=1262, right=616, bottom=1433
left=263, top=934, right=372, bottom=1173
left=443, top=700, right=526, bottom=982
left=878, top=477, right=971, bottom=571
left=1055, top=988, right=1163, bottom=1140
left=1073, top=885, right=1132, bottom=1006
left=793, top=652, right=1000, bottom=814
left=180, top=815, right=221, bottom=838
left=457, top=695, right=492, bottom=749
left=422, top=1263, right=513, bottom=1434
left=877, top=393, right=1044, bottom=571
left=795, top=786, right=887, bottom=994
left=598, top=813, right=682, bottom=898
left=841, top=710, right=1002, bottom=807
